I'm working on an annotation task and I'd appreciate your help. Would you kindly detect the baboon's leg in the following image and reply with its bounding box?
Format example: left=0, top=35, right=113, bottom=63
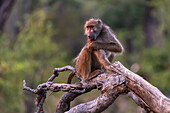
left=67, top=72, right=75, bottom=84
left=86, top=69, right=104, bottom=81
left=75, top=47, right=92, bottom=82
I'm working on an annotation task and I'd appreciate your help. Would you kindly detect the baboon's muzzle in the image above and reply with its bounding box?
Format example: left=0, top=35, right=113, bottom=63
left=88, top=33, right=96, bottom=41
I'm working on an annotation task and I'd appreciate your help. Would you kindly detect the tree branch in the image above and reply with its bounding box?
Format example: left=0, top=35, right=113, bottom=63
left=23, top=62, right=170, bottom=113
left=107, top=61, right=170, bottom=113
left=65, top=75, right=127, bottom=113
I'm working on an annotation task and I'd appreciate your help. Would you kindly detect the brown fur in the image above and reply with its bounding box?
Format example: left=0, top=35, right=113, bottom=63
left=75, top=47, right=92, bottom=81
left=67, top=18, right=124, bottom=83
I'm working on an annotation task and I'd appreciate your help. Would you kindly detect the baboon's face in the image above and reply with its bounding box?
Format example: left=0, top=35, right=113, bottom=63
left=84, top=18, right=103, bottom=41
left=86, top=25, right=96, bottom=41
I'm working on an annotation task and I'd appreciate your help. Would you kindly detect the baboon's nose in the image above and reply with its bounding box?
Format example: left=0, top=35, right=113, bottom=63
left=88, top=34, right=93, bottom=39
left=88, top=36, right=94, bottom=41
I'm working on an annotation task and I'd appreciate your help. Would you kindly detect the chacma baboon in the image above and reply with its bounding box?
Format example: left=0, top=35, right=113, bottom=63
left=67, top=18, right=124, bottom=83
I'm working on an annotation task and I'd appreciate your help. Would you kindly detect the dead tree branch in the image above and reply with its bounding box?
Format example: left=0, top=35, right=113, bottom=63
left=23, top=62, right=170, bottom=113
left=107, top=61, right=170, bottom=113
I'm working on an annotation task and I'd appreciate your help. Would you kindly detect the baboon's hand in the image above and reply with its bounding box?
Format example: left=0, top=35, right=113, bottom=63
left=87, top=42, right=97, bottom=51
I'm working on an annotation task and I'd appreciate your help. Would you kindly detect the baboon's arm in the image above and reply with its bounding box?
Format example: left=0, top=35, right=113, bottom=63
left=89, top=41, right=123, bottom=53
left=94, top=50, right=111, bottom=68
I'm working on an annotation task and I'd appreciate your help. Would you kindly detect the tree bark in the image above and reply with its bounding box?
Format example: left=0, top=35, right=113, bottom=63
left=23, top=62, right=170, bottom=113
left=107, top=61, right=170, bottom=113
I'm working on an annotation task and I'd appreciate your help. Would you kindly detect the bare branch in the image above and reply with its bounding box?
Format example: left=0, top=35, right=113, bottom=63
left=36, top=91, right=46, bottom=113
left=23, top=62, right=170, bottom=113
left=128, top=92, right=151, bottom=112
left=107, top=61, right=170, bottom=113
left=65, top=75, right=127, bottom=113
left=23, top=80, right=39, bottom=94
left=49, top=65, right=75, bottom=82
left=53, top=65, right=75, bottom=73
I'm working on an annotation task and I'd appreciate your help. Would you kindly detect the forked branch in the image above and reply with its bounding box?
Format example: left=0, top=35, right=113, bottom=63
left=23, top=62, right=170, bottom=113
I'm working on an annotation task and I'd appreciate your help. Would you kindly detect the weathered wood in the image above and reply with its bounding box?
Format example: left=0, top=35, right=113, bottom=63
left=55, top=92, right=81, bottom=113
left=65, top=75, right=127, bottom=113
left=23, top=61, right=170, bottom=113
left=128, top=92, right=151, bottom=112
left=107, top=61, right=170, bottom=113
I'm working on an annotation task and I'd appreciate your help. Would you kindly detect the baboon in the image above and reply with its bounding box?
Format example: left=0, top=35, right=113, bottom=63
left=67, top=18, right=124, bottom=83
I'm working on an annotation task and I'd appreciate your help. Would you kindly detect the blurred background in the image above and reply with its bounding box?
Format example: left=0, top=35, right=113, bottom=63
left=0, top=0, right=170, bottom=113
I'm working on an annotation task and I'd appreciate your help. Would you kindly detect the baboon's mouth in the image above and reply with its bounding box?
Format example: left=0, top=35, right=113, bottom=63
left=88, top=37, right=95, bottom=41
left=88, top=36, right=96, bottom=41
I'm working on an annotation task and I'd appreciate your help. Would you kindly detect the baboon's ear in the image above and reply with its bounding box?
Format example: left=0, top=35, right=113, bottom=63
left=97, top=19, right=102, bottom=24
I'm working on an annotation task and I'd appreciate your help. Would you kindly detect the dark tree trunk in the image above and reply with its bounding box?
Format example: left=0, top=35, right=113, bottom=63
left=0, top=0, right=15, bottom=32
left=3, top=0, right=32, bottom=49
left=144, top=0, right=155, bottom=48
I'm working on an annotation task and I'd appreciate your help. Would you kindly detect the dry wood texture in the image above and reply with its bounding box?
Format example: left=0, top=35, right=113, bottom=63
left=23, top=62, right=170, bottom=113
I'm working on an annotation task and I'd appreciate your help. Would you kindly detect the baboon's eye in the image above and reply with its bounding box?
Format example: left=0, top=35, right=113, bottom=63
left=87, top=25, right=95, bottom=32
left=87, top=25, right=94, bottom=28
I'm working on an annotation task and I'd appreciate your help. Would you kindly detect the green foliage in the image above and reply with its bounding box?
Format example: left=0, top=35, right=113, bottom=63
left=100, top=0, right=145, bottom=29
left=0, top=9, right=67, bottom=113
left=0, top=0, right=170, bottom=112
left=140, top=42, right=170, bottom=94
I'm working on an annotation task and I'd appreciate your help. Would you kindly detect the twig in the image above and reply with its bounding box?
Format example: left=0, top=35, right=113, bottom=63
left=53, top=65, right=75, bottom=73
left=23, top=80, right=39, bottom=94
left=36, top=91, right=47, bottom=113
